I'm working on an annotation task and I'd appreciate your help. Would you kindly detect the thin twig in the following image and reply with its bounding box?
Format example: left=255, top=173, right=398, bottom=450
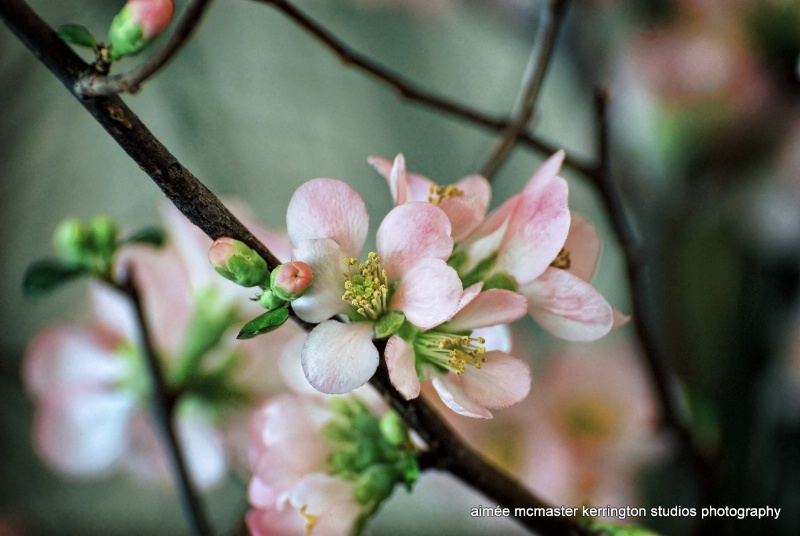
left=76, top=0, right=214, bottom=96
left=1, top=3, right=595, bottom=534
left=479, top=0, right=571, bottom=179
left=250, top=0, right=595, bottom=178
left=592, top=87, right=711, bottom=488
left=115, top=273, right=213, bottom=536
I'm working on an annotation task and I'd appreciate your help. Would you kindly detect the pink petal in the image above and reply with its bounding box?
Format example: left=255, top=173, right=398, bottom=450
left=446, top=289, right=528, bottom=331
left=460, top=351, right=531, bottom=409
left=291, top=238, right=350, bottom=323
left=177, top=409, right=227, bottom=490
left=612, top=308, right=632, bottom=329
left=290, top=474, right=362, bottom=536
left=472, top=324, right=512, bottom=353
left=521, top=267, right=614, bottom=341
left=301, top=321, right=379, bottom=394
left=246, top=504, right=306, bottom=536
left=391, top=258, right=462, bottom=330
left=377, top=203, right=453, bottom=279
left=385, top=335, right=420, bottom=400
left=564, top=213, right=602, bottom=282
left=457, top=282, right=483, bottom=311
left=369, top=154, right=409, bottom=206
left=33, top=390, right=137, bottom=476
left=431, top=376, right=493, bottom=419
left=439, top=174, right=491, bottom=241
left=498, top=157, right=570, bottom=284
left=23, top=326, right=127, bottom=396
left=248, top=476, right=280, bottom=509
left=287, top=178, right=368, bottom=257
left=254, top=436, right=330, bottom=492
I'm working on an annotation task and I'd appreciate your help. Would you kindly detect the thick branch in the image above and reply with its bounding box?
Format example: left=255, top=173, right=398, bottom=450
left=250, top=0, right=595, bottom=178
left=77, top=0, right=214, bottom=96
left=479, top=0, right=571, bottom=179
left=115, top=274, right=213, bottom=536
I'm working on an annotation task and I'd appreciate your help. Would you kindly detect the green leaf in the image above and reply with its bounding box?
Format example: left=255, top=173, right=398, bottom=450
left=123, top=226, right=165, bottom=247
left=58, top=24, right=98, bottom=49
left=237, top=307, right=290, bottom=339
left=23, top=259, right=86, bottom=296
left=374, top=311, right=405, bottom=338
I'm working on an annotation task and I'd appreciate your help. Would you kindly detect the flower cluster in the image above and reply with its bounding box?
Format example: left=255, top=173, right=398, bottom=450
left=246, top=392, right=420, bottom=535
left=284, top=151, right=618, bottom=418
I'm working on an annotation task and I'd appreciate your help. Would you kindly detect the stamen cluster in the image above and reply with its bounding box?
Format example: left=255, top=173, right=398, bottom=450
left=342, top=252, right=389, bottom=319
left=427, top=183, right=464, bottom=205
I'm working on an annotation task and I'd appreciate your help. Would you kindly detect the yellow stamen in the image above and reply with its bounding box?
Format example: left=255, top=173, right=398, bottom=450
left=341, top=252, right=390, bottom=320
left=419, top=332, right=487, bottom=375
left=428, top=183, right=464, bottom=205
left=299, top=505, right=318, bottom=535
left=550, top=247, right=571, bottom=270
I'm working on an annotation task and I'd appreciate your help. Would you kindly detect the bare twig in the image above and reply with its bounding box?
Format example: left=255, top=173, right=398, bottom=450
left=592, top=87, right=711, bottom=488
left=115, top=273, right=213, bottom=536
left=76, top=0, right=214, bottom=96
left=249, top=0, right=595, bottom=178
left=1, top=3, right=597, bottom=534
left=479, top=0, right=571, bottom=179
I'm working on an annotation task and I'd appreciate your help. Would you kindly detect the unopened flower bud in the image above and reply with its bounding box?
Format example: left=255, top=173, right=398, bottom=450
left=109, top=0, right=174, bottom=60
left=88, top=215, right=118, bottom=254
left=208, top=237, right=270, bottom=288
left=53, top=218, right=88, bottom=263
left=258, top=289, right=284, bottom=310
left=270, top=261, right=313, bottom=301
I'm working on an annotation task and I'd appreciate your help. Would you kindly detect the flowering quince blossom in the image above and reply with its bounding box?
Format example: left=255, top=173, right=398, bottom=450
left=246, top=392, right=419, bottom=536
left=22, top=204, right=298, bottom=488
left=385, top=282, right=532, bottom=418
left=371, top=151, right=616, bottom=342
left=286, top=178, right=463, bottom=394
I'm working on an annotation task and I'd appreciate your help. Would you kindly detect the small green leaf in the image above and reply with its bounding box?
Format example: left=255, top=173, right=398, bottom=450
left=58, top=24, right=98, bottom=49
left=123, top=226, right=165, bottom=247
left=374, top=311, right=406, bottom=339
left=483, top=272, right=518, bottom=291
left=237, top=307, right=290, bottom=339
left=23, top=259, right=86, bottom=296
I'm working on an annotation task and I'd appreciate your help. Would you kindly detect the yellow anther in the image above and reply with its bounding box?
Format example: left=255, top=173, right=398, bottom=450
left=428, top=183, right=465, bottom=205
left=550, top=248, right=571, bottom=270
left=341, top=252, right=390, bottom=320
left=299, top=505, right=318, bottom=535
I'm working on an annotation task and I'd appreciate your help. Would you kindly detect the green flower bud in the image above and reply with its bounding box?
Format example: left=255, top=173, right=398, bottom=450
left=208, top=237, right=270, bottom=288
left=53, top=217, right=87, bottom=263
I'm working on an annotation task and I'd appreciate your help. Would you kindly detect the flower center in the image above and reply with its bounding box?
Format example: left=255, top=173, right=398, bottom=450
left=342, top=252, right=389, bottom=320
left=416, top=331, right=487, bottom=375
left=550, top=247, right=571, bottom=270
left=428, top=183, right=464, bottom=205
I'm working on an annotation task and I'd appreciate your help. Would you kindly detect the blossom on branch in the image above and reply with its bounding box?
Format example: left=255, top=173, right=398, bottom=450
left=286, top=178, right=463, bottom=394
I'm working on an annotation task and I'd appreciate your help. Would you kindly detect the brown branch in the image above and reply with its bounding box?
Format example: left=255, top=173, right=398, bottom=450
left=114, top=272, right=213, bottom=536
left=249, top=0, right=595, bottom=178
left=479, top=0, right=571, bottom=180
left=76, top=0, right=214, bottom=96
left=2, top=2, right=597, bottom=534
left=592, top=88, right=711, bottom=488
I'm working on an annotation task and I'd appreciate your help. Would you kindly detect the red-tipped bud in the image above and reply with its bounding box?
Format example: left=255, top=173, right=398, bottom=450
left=270, top=261, right=313, bottom=301
left=208, top=237, right=270, bottom=288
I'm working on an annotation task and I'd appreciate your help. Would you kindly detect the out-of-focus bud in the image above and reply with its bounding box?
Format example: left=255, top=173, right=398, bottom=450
left=258, top=290, right=284, bottom=310
left=270, top=261, right=313, bottom=301
left=208, top=237, right=270, bottom=288
left=88, top=215, right=118, bottom=255
left=108, top=0, right=174, bottom=60
left=53, top=218, right=88, bottom=263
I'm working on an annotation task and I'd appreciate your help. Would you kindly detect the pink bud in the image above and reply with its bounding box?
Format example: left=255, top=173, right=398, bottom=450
left=208, top=237, right=270, bottom=288
left=270, top=261, right=314, bottom=301
left=129, top=0, right=174, bottom=38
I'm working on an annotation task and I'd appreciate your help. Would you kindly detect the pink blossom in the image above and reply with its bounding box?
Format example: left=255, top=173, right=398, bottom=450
left=128, top=0, right=174, bottom=38
left=286, top=178, right=463, bottom=394
left=385, top=283, right=532, bottom=418
left=369, top=153, right=491, bottom=240
left=22, top=203, right=298, bottom=488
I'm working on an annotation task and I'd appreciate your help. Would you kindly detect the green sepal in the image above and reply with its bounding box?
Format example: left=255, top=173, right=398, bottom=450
left=583, top=521, right=662, bottom=536
left=483, top=272, right=518, bottom=291
left=374, top=311, right=406, bottom=339
left=258, top=290, right=286, bottom=310
left=460, top=252, right=497, bottom=287
left=122, top=226, right=165, bottom=247
left=402, top=457, right=419, bottom=490
left=447, top=250, right=468, bottom=272
left=58, top=24, right=98, bottom=50
left=23, top=259, right=86, bottom=296
left=237, top=307, right=290, bottom=339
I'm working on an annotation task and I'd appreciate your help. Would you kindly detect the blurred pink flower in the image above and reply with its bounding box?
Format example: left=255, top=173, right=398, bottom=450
left=438, top=344, right=665, bottom=511
left=286, top=178, right=463, bottom=394
left=22, top=203, right=300, bottom=489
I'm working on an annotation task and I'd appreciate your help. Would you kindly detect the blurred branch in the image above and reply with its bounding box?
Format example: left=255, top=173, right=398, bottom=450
left=1, top=2, right=598, bottom=533
left=250, top=0, right=595, bottom=178
left=114, top=273, right=213, bottom=536
left=592, top=88, right=711, bottom=490
left=76, top=0, right=214, bottom=96
left=479, top=0, right=571, bottom=180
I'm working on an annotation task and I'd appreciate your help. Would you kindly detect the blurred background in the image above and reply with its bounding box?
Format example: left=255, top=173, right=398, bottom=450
left=1, top=0, right=799, bottom=534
